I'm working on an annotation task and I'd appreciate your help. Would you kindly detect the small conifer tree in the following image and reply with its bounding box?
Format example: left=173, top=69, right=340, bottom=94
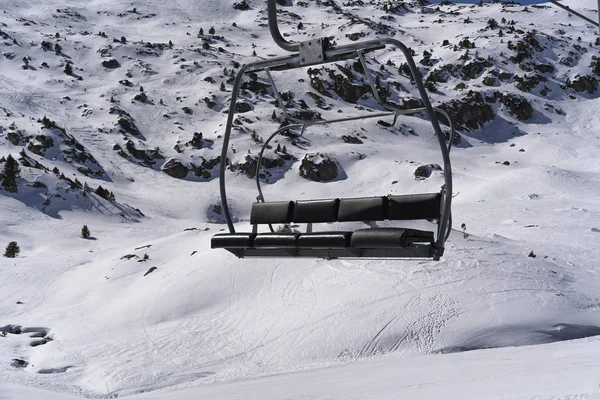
left=4, top=241, right=20, bottom=258
left=81, top=225, right=91, bottom=239
left=2, top=154, right=20, bottom=193
left=64, top=62, right=73, bottom=75
left=209, top=26, right=215, bottom=35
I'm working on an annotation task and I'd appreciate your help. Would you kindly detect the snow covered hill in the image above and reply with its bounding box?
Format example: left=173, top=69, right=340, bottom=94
left=1, top=0, right=600, bottom=398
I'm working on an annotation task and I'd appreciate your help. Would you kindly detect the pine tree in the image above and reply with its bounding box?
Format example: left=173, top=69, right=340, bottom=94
left=4, top=241, right=20, bottom=258
left=199, top=28, right=204, bottom=36
left=54, top=43, right=62, bottom=54
left=220, top=82, right=226, bottom=91
left=209, top=26, right=215, bottom=35
left=2, top=154, right=20, bottom=193
left=81, top=225, right=91, bottom=239
left=64, top=62, right=73, bottom=75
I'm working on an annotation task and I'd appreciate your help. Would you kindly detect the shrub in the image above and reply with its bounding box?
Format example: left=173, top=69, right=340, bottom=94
left=81, top=225, right=90, bottom=239
left=4, top=241, right=20, bottom=258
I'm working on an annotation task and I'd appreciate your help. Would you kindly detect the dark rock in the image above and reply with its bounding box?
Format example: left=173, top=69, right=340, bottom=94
left=235, top=155, right=286, bottom=179
left=289, top=109, right=321, bottom=121
left=461, top=58, right=491, bottom=80
left=6, top=131, right=23, bottom=145
left=342, top=135, right=363, bottom=144
left=591, top=57, right=600, bottom=77
left=133, top=92, right=149, bottom=102
left=501, top=93, right=533, bottom=121
left=233, top=0, right=250, bottom=10
left=234, top=101, right=253, bottom=113
left=514, top=74, right=547, bottom=92
left=11, top=359, right=28, bottom=368
left=400, top=97, right=424, bottom=110
left=414, top=164, right=442, bottom=180
left=299, top=153, right=339, bottom=182
left=482, top=76, right=496, bottom=86
left=445, top=131, right=462, bottom=146
left=102, top=59, right=121, bottom=69
left=439, top=91, right=495, bottom=130
left=162, top=159, right=189, bottom=179
left=567, top=75, right=598, bottom=94
left=534, top=63, right=554, bottom=74
left=117, top=116, right=141, bottom=135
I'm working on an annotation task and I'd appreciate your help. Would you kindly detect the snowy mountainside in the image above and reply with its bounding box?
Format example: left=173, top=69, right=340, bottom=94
left=1, top=0, right=600, bottom=398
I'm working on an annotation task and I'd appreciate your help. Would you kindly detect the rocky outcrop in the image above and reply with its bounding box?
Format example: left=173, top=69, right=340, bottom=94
left=162, top=159, right=189, bottom=179
left=501, top=93, right=533, bottom=121
left=299, top=153, right=339, bottom=182
left=235, top=155, right=286, bottom=179
left=438, top=91, right=495, bottom=130
left=567, top=75, right=598, bottom=94
left=414, top=164, right=442, bottom=180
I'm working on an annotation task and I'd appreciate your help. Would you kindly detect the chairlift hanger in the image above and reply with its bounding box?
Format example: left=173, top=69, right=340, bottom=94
left=211, top=0, right=453, bottom=260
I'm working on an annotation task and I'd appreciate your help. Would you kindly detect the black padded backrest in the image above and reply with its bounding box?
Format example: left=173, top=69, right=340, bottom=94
left=387, top=193, right=441, bottom=220
left=293, top=198, right=340, bottom=223
left=338, top=197, right=387, bottom=222
left=250, top=201, right=294, bottom=224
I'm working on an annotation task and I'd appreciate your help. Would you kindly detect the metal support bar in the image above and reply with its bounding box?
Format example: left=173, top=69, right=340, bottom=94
left=267, top=0, right=299, bottom=52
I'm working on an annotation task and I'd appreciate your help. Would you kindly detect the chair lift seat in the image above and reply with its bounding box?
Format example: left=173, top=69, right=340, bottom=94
left=254, top=233, right=299, bottom=248
left=297, top=231, right=352, bottom=248
left=350, top=228, right=434, bottom=248
left=211, top=232, right=256, bottom=248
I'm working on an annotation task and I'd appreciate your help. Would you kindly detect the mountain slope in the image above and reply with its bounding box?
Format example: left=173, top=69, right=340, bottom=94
left=1, top=0, right=600, bottom=397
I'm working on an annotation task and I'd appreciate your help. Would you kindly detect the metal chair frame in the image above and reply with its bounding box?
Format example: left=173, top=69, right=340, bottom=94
left=215, top=0, right=453, bottom=260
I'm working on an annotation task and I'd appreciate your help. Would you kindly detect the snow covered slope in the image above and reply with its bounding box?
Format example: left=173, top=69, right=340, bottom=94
left=1, top=0, right=600, bottom=398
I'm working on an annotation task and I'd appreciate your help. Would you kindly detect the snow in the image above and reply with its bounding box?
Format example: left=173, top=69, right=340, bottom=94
left=1, top=0, right=600, bottom=398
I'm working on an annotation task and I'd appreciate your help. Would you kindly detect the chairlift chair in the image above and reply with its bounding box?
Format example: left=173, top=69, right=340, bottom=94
left=211, top=0, right=453, bottom=260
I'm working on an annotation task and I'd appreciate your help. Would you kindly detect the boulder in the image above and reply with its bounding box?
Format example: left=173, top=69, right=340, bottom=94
left=162, top=159, right=189, bottom=179
left=299, top=153, right=339, bottom=182
left=414, top=164, right=442, bottom=180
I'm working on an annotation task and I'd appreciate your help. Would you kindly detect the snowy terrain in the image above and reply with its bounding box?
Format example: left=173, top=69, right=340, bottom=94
left=1, top=0, right=600, bottom=398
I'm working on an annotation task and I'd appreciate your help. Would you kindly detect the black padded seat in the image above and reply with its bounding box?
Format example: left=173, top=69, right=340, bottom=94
left=387, top=193, right=441, bottom=220
left=338, top=197, right=386, bottom=222
left=250, top=201, right=294, bottom=224
left=211, top=232, right=256, bottom=248
left=254, top=233, right=299, bottom=248
left=297, top=231, right=352, bottom=248
left=350, top=228, right=434, bottom=248
left=293, top=198, right=340, bottom=223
